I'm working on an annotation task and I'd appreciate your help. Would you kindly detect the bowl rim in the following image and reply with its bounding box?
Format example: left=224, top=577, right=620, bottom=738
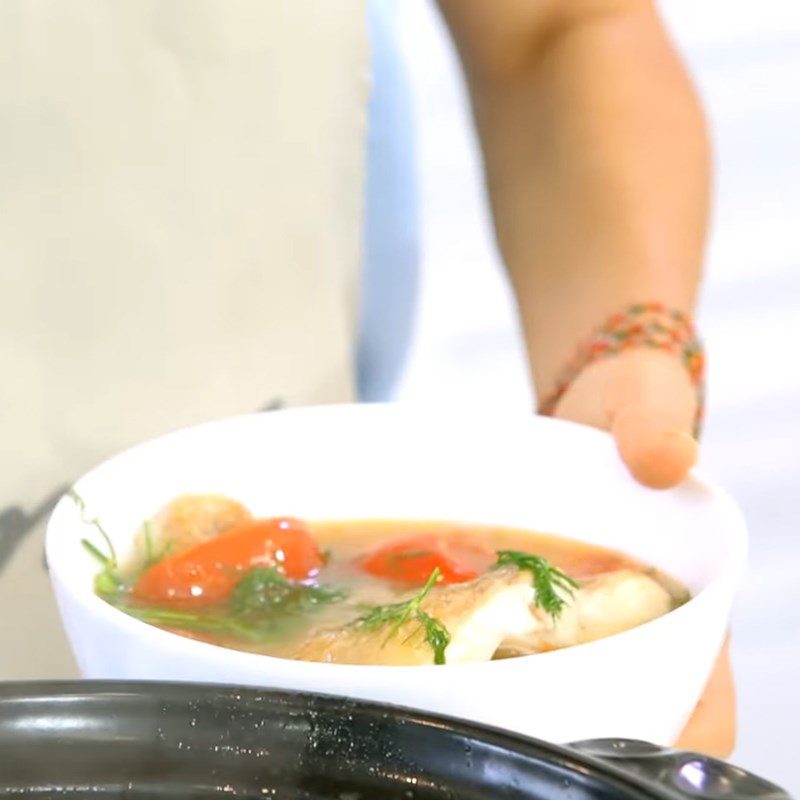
left=45, top=404, right=748, bottom=674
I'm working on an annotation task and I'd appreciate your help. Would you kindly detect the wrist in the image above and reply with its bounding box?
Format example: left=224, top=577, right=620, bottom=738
left=539, top=302, right=705, bottom=436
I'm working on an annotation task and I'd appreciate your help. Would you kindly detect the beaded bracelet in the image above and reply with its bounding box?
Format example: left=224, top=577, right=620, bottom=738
left=538, top=302, right=705, bottom=437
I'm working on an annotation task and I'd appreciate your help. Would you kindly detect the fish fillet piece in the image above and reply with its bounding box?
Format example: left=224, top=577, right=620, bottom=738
left=565, top=569, right=675, bottom=644
left=292, top=568, right=536, bottom=666
left=498, top=569, right=674, bottom=656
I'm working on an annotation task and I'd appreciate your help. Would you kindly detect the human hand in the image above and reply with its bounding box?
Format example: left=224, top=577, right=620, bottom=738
left=553, top=349, right=734, bottom=757
left=675, top=637, right=735, bottom=758
left=552, top=348, right=699, bottom=490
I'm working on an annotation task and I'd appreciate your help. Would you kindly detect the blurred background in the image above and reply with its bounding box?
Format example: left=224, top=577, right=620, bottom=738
left=390, top=0, right=800, bottom=791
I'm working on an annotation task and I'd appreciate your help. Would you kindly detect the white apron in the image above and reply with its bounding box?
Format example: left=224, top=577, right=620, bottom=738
left=0, top=0, right=369, bottom=678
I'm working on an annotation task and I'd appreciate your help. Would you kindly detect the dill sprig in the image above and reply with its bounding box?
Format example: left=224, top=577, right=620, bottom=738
left=69, top=488, right=118, bottom=566
left=142, top=520, right=155, bottom=567
left=113, top=604, right=259, bottom=639
left=357, top=568, right=439, bottom=635
left=121, top=567, right=345, bottom=644
left=355, top=568, right=451, bottom=664
left=230, top=567, right=345, bottom=617
left=69, top=489, right=124, bottom=597
left=415, top=609, right=451, bottom=665
left=140, top=520, right=173, bottom=570
left=494, top=550, right=579, bottom=620
left=116, top=601, right=295, bottom=643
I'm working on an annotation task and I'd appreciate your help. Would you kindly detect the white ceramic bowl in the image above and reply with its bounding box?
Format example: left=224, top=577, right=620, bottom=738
left=46, top=404, right=747, bottom=746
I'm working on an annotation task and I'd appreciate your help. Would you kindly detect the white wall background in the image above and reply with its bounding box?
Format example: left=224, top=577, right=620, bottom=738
left=393, top=1, right=800, bottom=792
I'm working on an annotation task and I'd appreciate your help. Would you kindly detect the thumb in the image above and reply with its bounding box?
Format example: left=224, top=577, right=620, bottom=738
left=609, top=351, right=699, bottom=489
left=612, top=406, right=698, bottom=489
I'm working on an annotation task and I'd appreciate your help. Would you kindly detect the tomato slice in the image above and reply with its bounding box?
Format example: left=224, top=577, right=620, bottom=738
left=359, top=535, right=493, bottom=586
left=132, top=517, right=322, bottom=607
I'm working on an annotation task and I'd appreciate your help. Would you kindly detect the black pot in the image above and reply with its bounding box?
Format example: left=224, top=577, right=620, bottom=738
left=0, top=682, right=789, bottom=799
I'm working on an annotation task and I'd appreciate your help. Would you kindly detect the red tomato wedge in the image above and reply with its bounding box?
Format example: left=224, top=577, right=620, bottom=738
left=359, top=535, right=493, bottom=585
left=132, top=517, right=322, bottom=607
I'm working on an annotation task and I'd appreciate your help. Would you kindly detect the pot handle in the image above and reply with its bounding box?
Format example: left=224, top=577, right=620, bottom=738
left=568, top=739, right=792, bottom=800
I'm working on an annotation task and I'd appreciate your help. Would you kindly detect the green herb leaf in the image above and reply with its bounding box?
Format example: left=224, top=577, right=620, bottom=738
left=494, top=550, right=579, bottom=620
left=140, top=520, right=173, bottom=570
left=415, top=609, right=451, bottom=665
left=81, top=538, right=112, bottom=568
left=114, top=604, right=262, bottom=640
left=68, top=489, right=117, bottom=566
left=94, top=569, right=125, bottom=598
left=71, top=491, right=124, bottom=598
left=355, top=568, right=451, bottom=664
left=357, top=567, right=439, bottom=635
left=230, top=567, right=344, bottom=617
left=112, top=567, right=346, bottom=644
left=142, top=520, right=156, bottom=568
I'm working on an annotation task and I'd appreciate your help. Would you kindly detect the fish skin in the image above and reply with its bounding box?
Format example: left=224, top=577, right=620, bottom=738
left=292, top=567, right=536, bottom=666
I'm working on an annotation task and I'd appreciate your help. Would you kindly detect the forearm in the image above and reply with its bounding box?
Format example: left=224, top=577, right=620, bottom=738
left=439, top=0, right=711, bottom=401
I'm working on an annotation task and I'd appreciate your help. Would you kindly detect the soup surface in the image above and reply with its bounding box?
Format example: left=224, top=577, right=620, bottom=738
left=78, top=493, right=688, bottom=666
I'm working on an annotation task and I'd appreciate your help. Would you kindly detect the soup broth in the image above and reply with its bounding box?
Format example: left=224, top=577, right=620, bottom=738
left=81, top=494, right=688, bottom=666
